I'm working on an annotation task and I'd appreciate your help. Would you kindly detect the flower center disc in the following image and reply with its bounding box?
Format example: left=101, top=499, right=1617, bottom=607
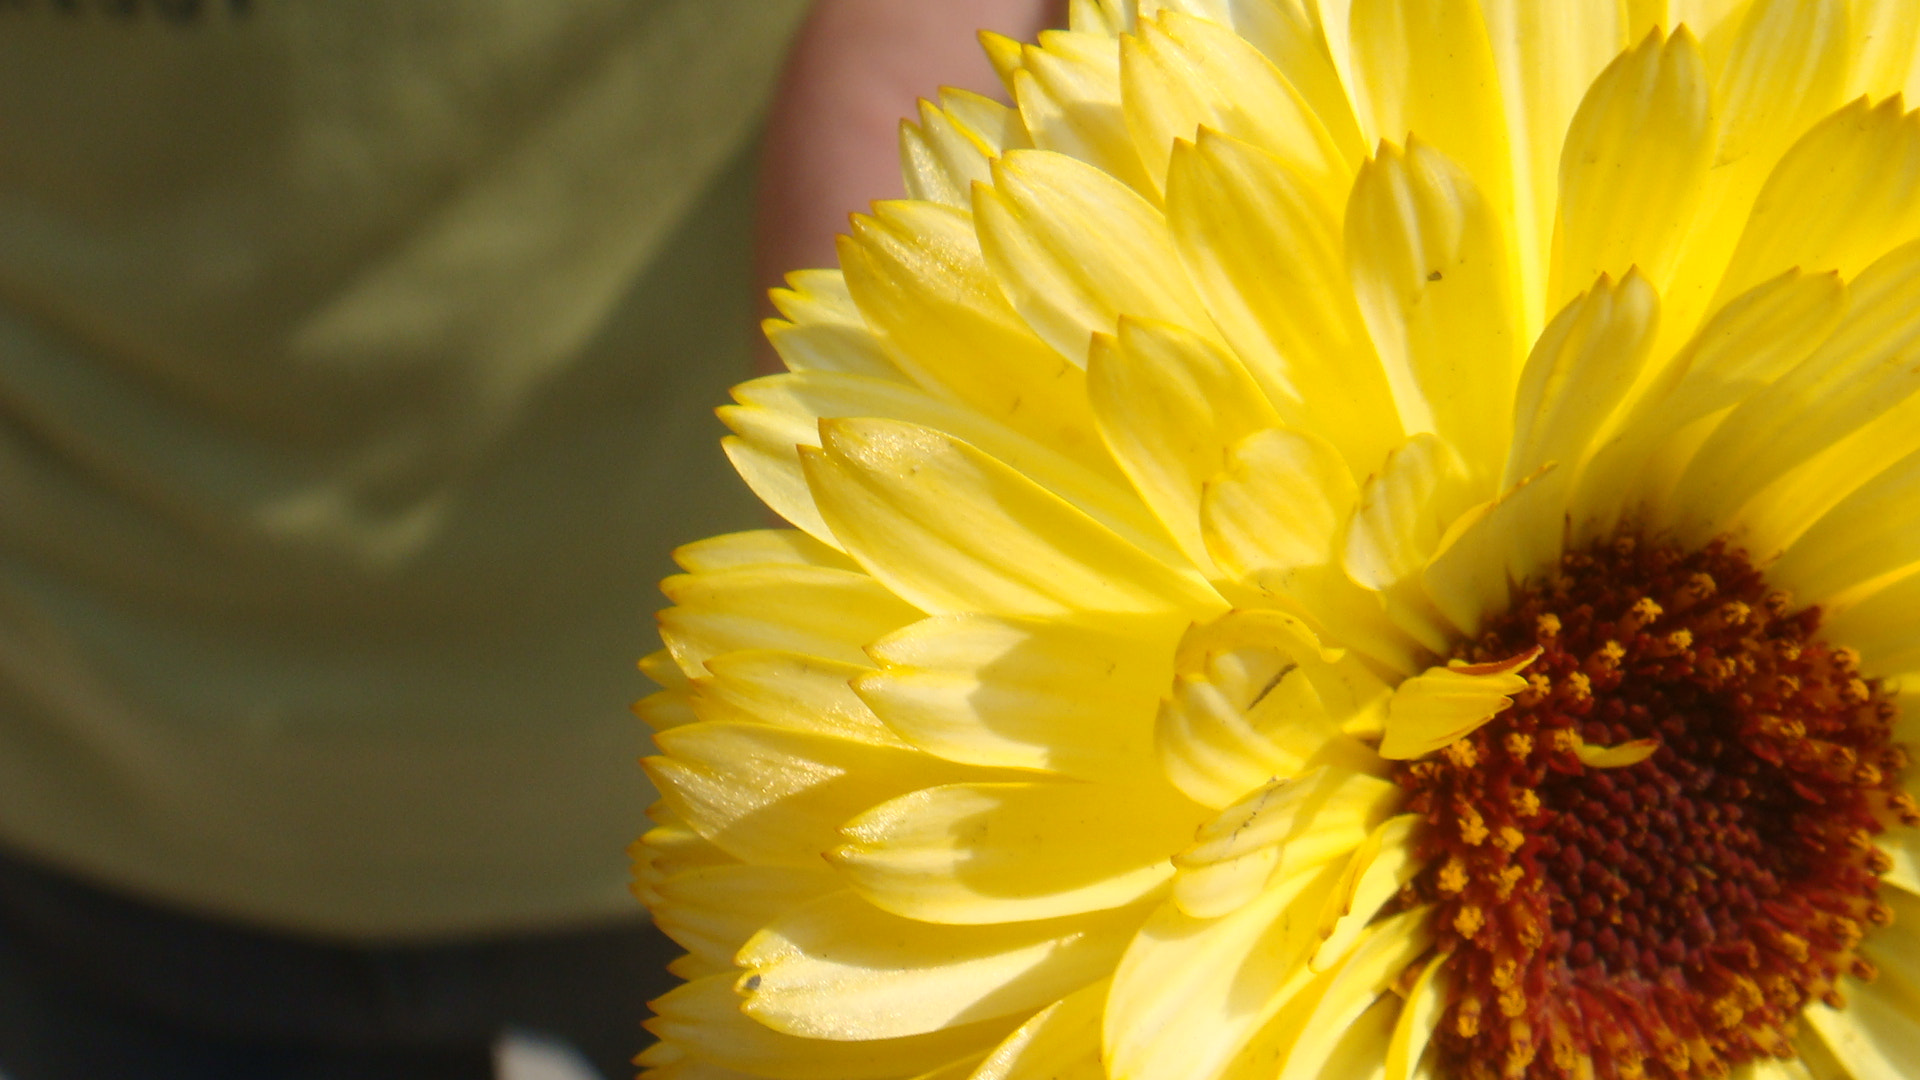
left=1396, top=536, right=1912, bottom=1080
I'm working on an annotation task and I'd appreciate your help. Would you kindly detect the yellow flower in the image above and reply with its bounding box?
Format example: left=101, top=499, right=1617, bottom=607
left=636, top=3, right=1920, bottom=1079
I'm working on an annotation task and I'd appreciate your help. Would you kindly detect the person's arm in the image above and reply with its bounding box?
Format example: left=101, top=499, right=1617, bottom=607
left=754, top=0, right=1063, bottom=371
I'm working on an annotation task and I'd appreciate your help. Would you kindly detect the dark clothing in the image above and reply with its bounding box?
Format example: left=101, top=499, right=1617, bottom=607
left=0, top=849, right=678, bottom=1079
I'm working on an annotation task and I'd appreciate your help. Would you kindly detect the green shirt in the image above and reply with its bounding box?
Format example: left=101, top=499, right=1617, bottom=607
left=0, top=0, right=806, bottom=939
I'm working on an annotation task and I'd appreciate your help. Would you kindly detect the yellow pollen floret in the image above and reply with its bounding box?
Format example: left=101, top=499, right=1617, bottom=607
left=1438, top=856, right=1469, bottom=895
left=1507, top=731, right=1536, bottom=759
left=1565, top=672, right=1593, bottom=701
left=1444, top=739, right=1481, bottom=768
left=1495, top=826, right=1527, bottom=853
left=1455, top=905, right=1487, bottom=938
left=1459, top=805, right=1490, bottom=846
left=1457, top=998, right=1483, bottom=1038
left=1495, top=864, right=1526, bottom=900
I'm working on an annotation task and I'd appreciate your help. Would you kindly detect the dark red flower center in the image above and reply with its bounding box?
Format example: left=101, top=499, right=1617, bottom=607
left=1396, top=535, right=1910, bottom=1080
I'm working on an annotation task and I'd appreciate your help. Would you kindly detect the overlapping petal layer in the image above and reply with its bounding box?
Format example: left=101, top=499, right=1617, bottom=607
left=644, top=2, right=1920, bottom=1078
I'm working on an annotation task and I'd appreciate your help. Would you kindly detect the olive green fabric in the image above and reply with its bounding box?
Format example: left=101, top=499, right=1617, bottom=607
left=0, top=0, right=807, bottom=939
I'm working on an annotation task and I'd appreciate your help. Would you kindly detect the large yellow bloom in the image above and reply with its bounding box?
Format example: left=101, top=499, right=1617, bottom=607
left=635, top=3, right=1920, bottom=1079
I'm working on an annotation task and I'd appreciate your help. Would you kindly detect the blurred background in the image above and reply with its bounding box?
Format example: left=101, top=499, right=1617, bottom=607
left=0, top=1, right=1046, bottom=1077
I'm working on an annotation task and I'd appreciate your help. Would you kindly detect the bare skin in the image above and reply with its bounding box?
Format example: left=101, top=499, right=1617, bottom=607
left=753, top=0, right=1064, bottom=372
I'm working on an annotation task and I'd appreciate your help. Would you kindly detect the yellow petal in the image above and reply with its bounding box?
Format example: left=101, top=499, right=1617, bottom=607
left=1276, top=907, right=1435, bottom=1080
left=1213, top=0, right=1367, bottom=162
left=1170, top=843, right=1283, bottom=922
left=1423, top=462, right=1565, bottom=637
left=1878, top=826, right=1920, bottom=896
left=1172, top=764, right=1399, bottom=919
left=692, top=650, right=912, bottom=748
left=1485, top=0, right=1632, bottom=322
left=1713, top=0, right=1851, bottom=171
left=646, top=722, right=985, bottom=868
left=972, top=980, right=1108, bottom=1080
left=1866, top=884, right=1920, bottom=986
left=1346, top=138, right=1522, bottom=484
left=840, top=201, right=1110, bottom=469
left=1655, top=0, right=1851, bottom=347
left=1574, top=737, right=1662, bottom=769
left=1667, top=240, right=1920, bottom=540
left=982, top=30, right=1028, bottom=90
left=658, top=563, right=921, bottom=672
left=1772, top=1040, right=1838, bottom=1080
left=1851, top=0, right=1920, bottom=101
left=1011, top=30, right=1159, bottom=199
left=1505, top=270, right=1660, bottom=487
left=649, top=865, right=843, bottom=969
left=639, top=809, right=737, bottom=881
left=902, top=102, right=991, bottom=211
left=1574, top=268, right=1845, bottom=538
left=1201, top=426, right=1357, bottom=584
left=1168, top=603, right=1374, bottom=706
left=1105, top=861, right=1346, bottom=1080
left=901, top=91, right=1029, bottom=209
left=764, top=270, right=908, bottom=382
left=1343, top=431, right=1470, bottom=654
left=640, top=647, right=693, bottom=690
left=1712, top=96, right=1920, bottom=312
left=1165, top=131, right=1402, bottom=472
left=1550, top=28, right=1715, bottom=310
left=641, top=1056, right=766, bottom=1080
left=1285, top=994, right=1400, bottom=1080
left=1377, top=648, right=1542, bottom=760
left=1067, top=0, right=1128, bottom=35
left=1801, top=982, right=1920, bottom=1080
left=672, top=528, right=859, bottom=575
left=635, top=687, right=698, bottom=732
left=647, top=973, right=1014, bottom=1080
left=1768, top=445, right=1920, bottom=605
left=832, top=780, right=1203, bottom=924
left=738, top=891, right=1142, bottom=1039
left=726, top=371, right=1184, bottom=568
left=1344, top=433, right=1469, bottom=592
left=1088, top=317, right=1279, bottom=571
left=1312, top=813, right=1426, bottom=971
left=1739, top=369, right=1920, bottom=562
left=943, top=89, right=1033, bottom=156
left=1386, top=951, right=1450, bottom=1080
left=1119, top=12, right=1349, bottom=202
left=1823, top=568, right=1920, bottom=678
left=723, top=433, right=837, bottom=550
left=1350, top=0, right=1514, bottom=251
left=1175, top=766, right=1401, bottom=878
left=803, top=418, right=1222, bottom=618
left=908, top=1055, right=990, bottom=1080
left=1200, top=428, right=1421, bottom=675
left=857, top=612, right=1182, bottom=782
left=1156, top=611, right=1385, bottom=809
left=975, top=149, right=1212, bottom=364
